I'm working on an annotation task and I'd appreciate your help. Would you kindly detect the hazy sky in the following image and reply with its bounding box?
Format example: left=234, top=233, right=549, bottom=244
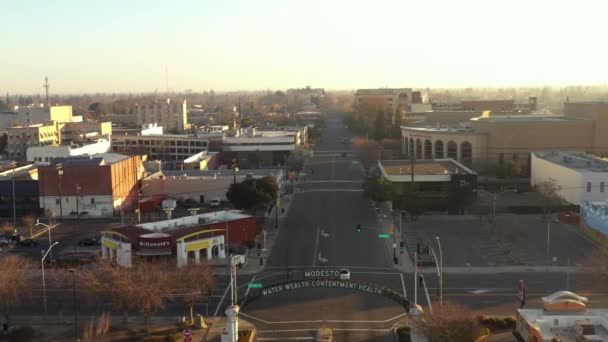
left=2, top=0, right=607, bottom=94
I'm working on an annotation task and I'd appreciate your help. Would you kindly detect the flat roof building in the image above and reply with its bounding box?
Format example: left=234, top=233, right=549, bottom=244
left=531, top=151, right=608, bottom=205
left=38, top=153, right=144, bottom=218
left=515, top=291, right=608, bottom=341
left=378, top=159, right=477, bottom=215
left=401, top=110, right=599, bottom=172
left=27, top=138, right=111, bottom=165
left=101, top=210, right=256, bottom=268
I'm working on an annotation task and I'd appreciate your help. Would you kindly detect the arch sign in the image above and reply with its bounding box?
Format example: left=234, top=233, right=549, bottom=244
left=241, top=279, right=410, bottom=310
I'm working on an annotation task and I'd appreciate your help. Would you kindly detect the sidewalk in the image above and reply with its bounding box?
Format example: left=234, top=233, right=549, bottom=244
left=375, top=202, right=415, bottom=273
left=214, top=192, right=295, bottom=276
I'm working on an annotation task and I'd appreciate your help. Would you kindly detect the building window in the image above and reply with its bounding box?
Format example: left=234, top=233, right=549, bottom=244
left=513, top=153, right=518, bottom=161
left=498, top=153, right=504, bottom=165
left=90, top=198, right=95, bottom=204
left=447, top=141, right=457, bottom=159
left=601, top=182, right=605, bottom=192
left=587, top=182, right=592, bottom=192
left=55, top=199, right=60, bottom=205
left=461, top=141, right=472, bottom=166
left=434, top=140, right=444, bottom=159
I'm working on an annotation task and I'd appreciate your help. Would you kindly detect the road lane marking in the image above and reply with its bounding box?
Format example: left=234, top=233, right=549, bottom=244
left=313, top=226, right=320, bottom=266
left=257, top=338, right=314, bottom=341
left=400, top=273, right=407, bottom=297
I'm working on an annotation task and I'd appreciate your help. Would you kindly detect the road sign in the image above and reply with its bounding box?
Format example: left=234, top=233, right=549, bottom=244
left=378, top=234, right=390, bottom=239
left=392, top=243, right=397, bottom=248
left=518, top=280, right=526, bottom=308
left=389, top=224, right=395, bottom=234
left=183, top=329, right=192, bottom=342
left=248, top=283, right=263, bottom=289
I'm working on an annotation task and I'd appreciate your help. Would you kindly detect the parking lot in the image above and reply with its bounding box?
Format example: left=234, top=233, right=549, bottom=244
left=402, top=213, right=600, bottom=267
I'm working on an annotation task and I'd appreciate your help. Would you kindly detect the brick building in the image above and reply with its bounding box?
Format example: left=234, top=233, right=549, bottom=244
left=38, top=153, right=144, bottom=218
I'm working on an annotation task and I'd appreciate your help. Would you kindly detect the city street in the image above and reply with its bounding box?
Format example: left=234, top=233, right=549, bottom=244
left=8, top=112, right=608, bottom=342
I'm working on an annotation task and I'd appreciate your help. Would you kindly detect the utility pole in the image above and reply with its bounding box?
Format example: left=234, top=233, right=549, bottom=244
left=56, top=164, right=63, bottom=219
left=11, top=164, right=16, bottom=225
left=414, top=251, right=418, bottom=306
left=43, top=76, right=50, bottom=107
left=76, top=184, right=81, bottom=221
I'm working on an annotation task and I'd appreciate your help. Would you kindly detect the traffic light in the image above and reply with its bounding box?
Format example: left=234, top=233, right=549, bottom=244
left=356, top=224, right=362, bottom=233
left=400, top=241, right=404, bottom=250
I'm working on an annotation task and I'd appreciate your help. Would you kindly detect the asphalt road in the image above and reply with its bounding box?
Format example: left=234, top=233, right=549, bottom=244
left=243, top=113, right=403, bottom=341
left=9, top=112, right=608, bottom=342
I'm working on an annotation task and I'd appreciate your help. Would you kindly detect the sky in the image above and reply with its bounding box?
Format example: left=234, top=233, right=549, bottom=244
left=2, top=0, right=608, bottom=94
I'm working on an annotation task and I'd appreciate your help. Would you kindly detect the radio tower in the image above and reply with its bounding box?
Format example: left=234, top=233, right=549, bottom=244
left=43, top=76, right=50, bottom=107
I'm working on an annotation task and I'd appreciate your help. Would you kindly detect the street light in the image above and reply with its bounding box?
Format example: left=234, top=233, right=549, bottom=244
left=473, top=189, right=517, bottom=223
left=68, top=269, right=80, bottom=342
left=435, top=236, right=443, bottom=307
left=136, top=183, right=150, bottom=223
left=547, top=217, right=559, bottom=265
left=41, top=241, right=60, bottom=317
left=36, top=220, right=59, bottom=265
left=11, top=162, right=17, bottom=225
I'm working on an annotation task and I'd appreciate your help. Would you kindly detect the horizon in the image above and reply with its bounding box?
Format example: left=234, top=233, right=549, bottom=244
left=2, top=0, right=608, bottom=94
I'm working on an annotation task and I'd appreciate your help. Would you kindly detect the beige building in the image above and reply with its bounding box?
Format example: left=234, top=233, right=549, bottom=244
left=135, top=98, right=188, bottom=133
left=0, top=105, right=73, bottom=129
left=401, top=113, right=599, bottom=171
left=6, top=123, right=60, bottom=160
left=355, top=88, right=417, bottom=124
left=61, top=121, right=112, bottom=142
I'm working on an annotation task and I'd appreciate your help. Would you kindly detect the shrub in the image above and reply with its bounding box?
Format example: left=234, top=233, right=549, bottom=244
left=397, top=327, right=411, bottom=342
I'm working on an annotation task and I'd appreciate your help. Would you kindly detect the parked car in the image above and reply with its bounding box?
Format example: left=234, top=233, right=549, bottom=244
left=18, top=238, right=39, bottom=247
left=339, top=268, right=351, bottom=280
left=209, top=198, right=221, bottom=209
left=0, top=236, right=9, bottom=247
left=78, top=237, right=101, bottom=247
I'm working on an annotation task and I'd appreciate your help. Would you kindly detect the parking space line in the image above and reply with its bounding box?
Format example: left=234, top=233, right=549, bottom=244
left=400, top=273, right=407, bottom=297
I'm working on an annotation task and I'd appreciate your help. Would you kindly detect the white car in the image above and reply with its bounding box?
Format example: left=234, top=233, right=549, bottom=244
left=209, top=199, right=221, bottom=208
left=339, top=268, right=350, bottom=280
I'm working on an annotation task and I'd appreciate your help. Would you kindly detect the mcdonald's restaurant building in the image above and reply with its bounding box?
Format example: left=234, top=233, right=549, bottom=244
left=101, top=210, right=256, bottom=267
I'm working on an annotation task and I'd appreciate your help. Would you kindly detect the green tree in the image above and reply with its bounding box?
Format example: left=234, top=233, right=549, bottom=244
left=226, top=176, right=278, bottom=210
left=362, top=178, right=393, bottom=203
left=495, top=161, right=523, bottom=178
left=390, top=111, right=403, bottom=138
left=373, top=110, right=385, bottom=141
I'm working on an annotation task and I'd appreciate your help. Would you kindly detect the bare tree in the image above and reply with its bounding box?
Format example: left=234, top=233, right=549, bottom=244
left=174, top=264, right=215, bottom=324
left=351, top=137, right=379, bottom=173
left=22, top=215, right=36, bottom=238
left=44, top=209, right=55, bottom=226
left=535, top=177, right=564, bottom=219
left=0, top=255, right=36, bottom=329
left=413, top=302, right=486, bottom=342
left=0, top=222, right=13, bottom=236
left=80, top=259, right=173, bottom=333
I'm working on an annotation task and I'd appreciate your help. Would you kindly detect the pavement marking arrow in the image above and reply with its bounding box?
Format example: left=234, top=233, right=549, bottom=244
left=468, top=289, right=492, bottom=294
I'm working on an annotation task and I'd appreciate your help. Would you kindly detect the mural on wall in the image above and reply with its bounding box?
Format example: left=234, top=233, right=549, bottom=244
left=581, top=201, right=608, bottom=235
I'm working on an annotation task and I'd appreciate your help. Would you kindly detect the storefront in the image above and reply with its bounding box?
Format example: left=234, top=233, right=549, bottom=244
left=137, top=233, right=173, bottom=259
left=176, top=231, right=226, bottom=267
left=101, top=233, right=133, bottom=268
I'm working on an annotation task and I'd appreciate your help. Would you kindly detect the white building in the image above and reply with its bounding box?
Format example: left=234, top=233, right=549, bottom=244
left=141, top=168, right=284, bottom=204
left=531, top=151, right=608, bottom=205
left=27, top=138, right=111, bottom=165
left=515, top=291, right=608, bottom=341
